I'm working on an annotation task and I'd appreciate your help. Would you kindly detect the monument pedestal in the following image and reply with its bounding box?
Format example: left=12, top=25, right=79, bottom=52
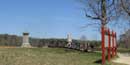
left=22, top=43, right=31, bottom=48
left=21, top=32, right=31, bottom=48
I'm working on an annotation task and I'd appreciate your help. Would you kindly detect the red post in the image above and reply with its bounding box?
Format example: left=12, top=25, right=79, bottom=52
left=101, top=26, right=105, bottom=65
left=112, top=31, right=114, bottom=57
left=115, top=32, right=117, bottom=56
left=108, top=28, right=111, bottom=61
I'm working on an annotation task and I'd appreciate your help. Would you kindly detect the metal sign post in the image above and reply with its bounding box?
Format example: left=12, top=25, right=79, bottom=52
left=101, top=26, right=105, bottom=65
left=108, top=29, right=111, bottom=62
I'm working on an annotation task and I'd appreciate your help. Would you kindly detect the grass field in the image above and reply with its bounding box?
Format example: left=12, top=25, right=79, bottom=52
left=118, top=48, right=130, bottom=53
left=0, top=48, right=125, bottom=65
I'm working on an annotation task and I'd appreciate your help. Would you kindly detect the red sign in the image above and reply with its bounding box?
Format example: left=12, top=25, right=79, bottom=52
left=101, top=26, right=117, bottom=65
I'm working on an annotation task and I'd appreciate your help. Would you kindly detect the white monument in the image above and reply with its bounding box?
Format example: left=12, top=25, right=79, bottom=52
left=22, top=32, right=31, bottom=47
left=67, top=33, right=72, bottom=48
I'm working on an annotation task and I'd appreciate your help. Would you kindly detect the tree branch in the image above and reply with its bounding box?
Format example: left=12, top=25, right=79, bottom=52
left=107, top=0, right=115, bottom=8
left=121, top=0, right=130, bottom=16
left=85, top=13, right=100, bottom=20
left=88, top=2, right=100, bottom=17
left=83, top=8, right=101, bottom=20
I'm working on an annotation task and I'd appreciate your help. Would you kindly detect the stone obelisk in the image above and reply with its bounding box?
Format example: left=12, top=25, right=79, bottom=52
left=67, top=33, right=72, bottom=48
left=22, top=32, right=31, bottom=47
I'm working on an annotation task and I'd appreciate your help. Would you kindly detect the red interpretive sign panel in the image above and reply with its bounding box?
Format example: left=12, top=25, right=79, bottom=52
left=101, top=26, right=117, bottom=65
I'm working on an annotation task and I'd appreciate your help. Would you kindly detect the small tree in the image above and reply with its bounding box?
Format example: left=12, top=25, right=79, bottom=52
left=119, top=29, right=130, bottom=48
left=80, top=35, right=89, bottom=52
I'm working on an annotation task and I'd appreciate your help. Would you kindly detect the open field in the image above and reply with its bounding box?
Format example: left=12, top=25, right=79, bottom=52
left=0, top=48, right=125, bottom=65
left=117, top=48, right=130, bottom=53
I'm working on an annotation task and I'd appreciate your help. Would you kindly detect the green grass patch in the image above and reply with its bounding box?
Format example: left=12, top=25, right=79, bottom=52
left=0, top=48, right=125, bottom=65
left=117, top=48, right=130, bottom=53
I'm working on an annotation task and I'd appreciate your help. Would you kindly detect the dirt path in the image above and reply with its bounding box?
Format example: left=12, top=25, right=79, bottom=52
left=112, top=53, right=130, bottom=65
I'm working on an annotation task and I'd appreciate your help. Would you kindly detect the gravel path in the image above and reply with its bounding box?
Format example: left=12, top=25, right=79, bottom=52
left=112, top=53, right=130, bottom=65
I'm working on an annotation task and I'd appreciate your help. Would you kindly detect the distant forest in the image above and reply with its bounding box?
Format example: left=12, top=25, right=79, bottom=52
left=0, top=30, right=129, bottom=49
left=0, top=34, right=101, bottom=48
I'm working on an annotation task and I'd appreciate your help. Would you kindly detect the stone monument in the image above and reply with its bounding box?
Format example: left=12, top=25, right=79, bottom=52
left=67, top=33, right=72, bottom=48
left=21, top=32, right=31, bottom=47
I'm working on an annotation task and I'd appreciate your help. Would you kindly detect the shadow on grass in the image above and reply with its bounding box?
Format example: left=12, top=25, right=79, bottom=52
left=64, top=48, right=97, bottom=53
left=94, top=55, right=108, bottom=64
left=94, top=59, right=102, bottom=64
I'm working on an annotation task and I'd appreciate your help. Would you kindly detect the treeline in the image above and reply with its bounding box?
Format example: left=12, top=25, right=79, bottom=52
left=0, top=34, right=22, bottom=46
left=119, top=29, right=130, bottom=48
left=0, top=34, right=101, bottom=49
left=30, top=38, right=68, bottom=48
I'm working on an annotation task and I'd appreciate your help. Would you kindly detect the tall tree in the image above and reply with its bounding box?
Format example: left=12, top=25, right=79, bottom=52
left=81, top=0, right=116, bottom=27
left=80, top=0, right=116, bottom=65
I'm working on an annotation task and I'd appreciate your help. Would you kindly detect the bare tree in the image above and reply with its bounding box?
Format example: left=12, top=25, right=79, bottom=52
left=80, top=35, right=89, bottom=52
left=115, top=0, right=130, bottom=47
left=80, top=0, right=117, bottom=28
left=119, top=0, right=130, bottom=16
left=115, top=0, right=130, bottom=24
left=79, top=0, right=117, bottom=64
left=119, top=29, right=130, bottom=48
left=80, top=35, right=87, bottom=41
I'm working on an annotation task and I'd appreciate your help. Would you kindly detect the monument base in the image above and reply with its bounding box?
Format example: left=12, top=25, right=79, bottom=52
left=21, top=43, right=31, bottom=48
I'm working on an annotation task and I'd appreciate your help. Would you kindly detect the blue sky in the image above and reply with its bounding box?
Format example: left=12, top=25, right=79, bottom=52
left=0, top=0, right=128, bottom=40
